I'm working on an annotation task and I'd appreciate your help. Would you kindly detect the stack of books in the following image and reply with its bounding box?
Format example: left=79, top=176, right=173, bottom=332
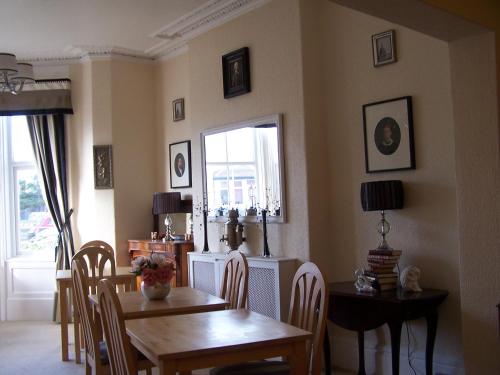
left=364, top=249, right=402, bottom=291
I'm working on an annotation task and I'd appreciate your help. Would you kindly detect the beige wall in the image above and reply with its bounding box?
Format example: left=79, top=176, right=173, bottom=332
left=68, top=59, right=156, bottom=265
left=450, top=32, right=500, bottom=373
left=156, top=0, right=311, bottom=260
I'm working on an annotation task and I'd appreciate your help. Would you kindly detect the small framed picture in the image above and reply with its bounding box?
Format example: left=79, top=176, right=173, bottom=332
left=362, top=96, right=415, bottom=173
left=93, top=145, right=114, bottom=189
left=173, top=98, right=185, bottom=122
left=169, top=140, right=192, bottom=188
left=372, top=30, right=396, bottom=67
left=222, top=47, right=251, bottom=99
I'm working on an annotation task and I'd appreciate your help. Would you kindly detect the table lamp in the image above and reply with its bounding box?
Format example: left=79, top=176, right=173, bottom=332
left=152, top=192, right=181, bottom=239
left=360, top=180, right=404, bottom=250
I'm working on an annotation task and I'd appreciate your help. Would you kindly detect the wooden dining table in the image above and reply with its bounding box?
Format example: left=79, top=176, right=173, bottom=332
left=125, top=309, right=312, bottom=375
left=88, top=287, right=229, bottom=319
left=56, top=266, right=137, bottom=363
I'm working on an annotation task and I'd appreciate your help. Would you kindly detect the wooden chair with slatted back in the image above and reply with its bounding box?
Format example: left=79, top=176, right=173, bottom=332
left=81, top=240, right=114, bottom=256
left=97, top=279, right=154, bottom=375
left=74, top=246, right=116, bottom=295
left=72, top=258, right=110, bottom=375
left=210, top=261, right=329, bottom=375
left=219, top=251, right=249, bottom=309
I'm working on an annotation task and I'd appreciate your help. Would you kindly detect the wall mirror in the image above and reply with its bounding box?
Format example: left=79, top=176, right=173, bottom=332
left=201, top=114, right=285, bottom=223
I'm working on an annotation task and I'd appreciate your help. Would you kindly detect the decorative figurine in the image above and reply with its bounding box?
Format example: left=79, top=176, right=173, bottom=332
left=220, top=209, right=245, bottom=252
left=354, top=269, right=376, bottom=293
left=400, top=265, right=422, bottom=292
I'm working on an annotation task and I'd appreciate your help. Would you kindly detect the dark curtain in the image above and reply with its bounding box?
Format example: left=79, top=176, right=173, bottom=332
left=27, top=114, right=75, bottom=271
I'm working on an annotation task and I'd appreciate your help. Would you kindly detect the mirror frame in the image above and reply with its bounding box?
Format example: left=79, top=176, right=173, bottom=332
left=201, top=113, right=286, bottom=224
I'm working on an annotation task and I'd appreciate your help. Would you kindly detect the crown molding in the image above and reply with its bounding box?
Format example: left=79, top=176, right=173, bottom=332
left=148, top=0, right=271, bottom=59
left=23, top=0, right=270, bottom=65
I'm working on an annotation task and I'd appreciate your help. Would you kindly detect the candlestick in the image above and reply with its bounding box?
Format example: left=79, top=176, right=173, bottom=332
left=262, top=209, right=271, bottom=257
left=202, top=209, right=210, bottom=253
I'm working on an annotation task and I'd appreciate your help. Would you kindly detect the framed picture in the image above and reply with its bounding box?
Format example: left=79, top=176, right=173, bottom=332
left=173, top=98, right=185, bottom=122
left=362, top=96, right=415, bottom=173
left=222, top=47, right=251, bottom=99
left=372, top=30, right=396, bottom=67
left=93, top=145, right=114, bottom=189
left=169, top=140, right=192, bottom=188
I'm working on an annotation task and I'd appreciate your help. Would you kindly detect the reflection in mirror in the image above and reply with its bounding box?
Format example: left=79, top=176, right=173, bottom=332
left=201, top=114, right=285, bottom=223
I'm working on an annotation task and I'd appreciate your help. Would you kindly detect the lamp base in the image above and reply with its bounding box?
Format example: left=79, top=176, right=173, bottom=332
left=376, top=210, right=393, bottom=250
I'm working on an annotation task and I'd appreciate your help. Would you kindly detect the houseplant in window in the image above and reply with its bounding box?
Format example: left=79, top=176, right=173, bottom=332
left=131, top=253, right=175, bottom=300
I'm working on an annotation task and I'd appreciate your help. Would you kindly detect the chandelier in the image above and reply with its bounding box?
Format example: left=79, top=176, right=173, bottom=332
left=0, top=53, right=34, bottom=95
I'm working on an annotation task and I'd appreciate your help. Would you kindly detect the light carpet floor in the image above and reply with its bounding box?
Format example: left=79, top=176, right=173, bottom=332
left=0, top=321, right=354, bottom=375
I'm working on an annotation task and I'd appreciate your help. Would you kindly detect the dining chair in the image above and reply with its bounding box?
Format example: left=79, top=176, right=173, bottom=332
left=72, top=257, right=111, bottom=375
left=81, top=240, right=115, bottom=255
left=210, top=261, right=329, bottom=375
left=74, top=245, right=116, bottom=295
left=97, top=279, right=154, bottom=375
left=219, top=251, right=249, bottom=309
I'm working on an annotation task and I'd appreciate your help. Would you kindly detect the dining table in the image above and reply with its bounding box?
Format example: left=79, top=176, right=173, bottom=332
left=125, top=309, right=312, bottom=375
left=56, top=266, right=137, bottom=363
left=88, top=287, right=229, bottom=319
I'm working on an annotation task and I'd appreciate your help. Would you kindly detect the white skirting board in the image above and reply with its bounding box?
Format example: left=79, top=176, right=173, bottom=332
left=328, top=333, right=465, bottom=375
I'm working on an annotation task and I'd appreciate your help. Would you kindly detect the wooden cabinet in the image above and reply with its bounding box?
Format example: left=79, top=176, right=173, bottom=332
left=128, top=240, right=193, bottom=288
left=188, top=252, right=297, bottom=321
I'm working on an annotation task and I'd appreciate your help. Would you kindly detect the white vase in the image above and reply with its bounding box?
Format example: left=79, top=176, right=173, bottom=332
left=140, top=281, right=171, bottom=300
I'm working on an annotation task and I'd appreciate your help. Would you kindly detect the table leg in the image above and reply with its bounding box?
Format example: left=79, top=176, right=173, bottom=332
left=323, top=325, right=332, bottom=374
left=289, top=341, right=308, bottom=375
left=158, top=360, right=176, bottom=375
left=59, top=282, right=68, bottom=361
left=388, top=321, right=403, bottom=375
left=357, top=331, right=366, bottom=375
left=425, top=312, right=438, bottom=375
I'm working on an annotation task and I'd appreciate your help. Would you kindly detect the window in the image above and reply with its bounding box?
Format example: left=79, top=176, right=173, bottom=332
left=1, top=116, right=57, bottom=257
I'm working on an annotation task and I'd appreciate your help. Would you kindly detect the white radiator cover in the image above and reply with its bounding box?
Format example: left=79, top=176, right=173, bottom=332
left=188, top=252, right=297, bottom=321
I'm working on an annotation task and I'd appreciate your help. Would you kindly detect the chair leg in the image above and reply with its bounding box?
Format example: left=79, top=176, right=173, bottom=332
left=85, top=362, right=91, bottom=375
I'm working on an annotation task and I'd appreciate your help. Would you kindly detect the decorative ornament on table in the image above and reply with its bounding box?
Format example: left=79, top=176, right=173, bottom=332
left=131, top=253, right=175, bottom=300
left=220, top=208, right=245, bottom=253
left=354, top=268, right=376, bottom=293
left=400, top=265, right=422, bottom=292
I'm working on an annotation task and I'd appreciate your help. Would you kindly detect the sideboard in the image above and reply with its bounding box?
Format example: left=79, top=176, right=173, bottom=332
left=128, top=239, right=193, bottom=289
left=188, top=252, right=297, bottom=321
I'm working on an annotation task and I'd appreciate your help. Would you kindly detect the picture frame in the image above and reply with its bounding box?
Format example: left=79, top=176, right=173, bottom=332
left=222, top=47, right=251, bottom=99
left=372, top=30, right=396, bottom=67
left=169, top=140, right=192, bottom=188
left=93, top=145, right=114, bottom=189
left=362, top=96, right=415, bottom=173
left=172, top=98, right=185, bottom=122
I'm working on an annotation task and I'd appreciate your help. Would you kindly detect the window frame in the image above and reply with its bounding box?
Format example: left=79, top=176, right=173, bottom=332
left=1, top=116, right=54, bottom=259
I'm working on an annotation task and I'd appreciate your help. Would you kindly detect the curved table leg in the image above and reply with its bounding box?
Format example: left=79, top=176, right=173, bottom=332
left=388, top=321, right=402, bottom=375
left=357, top=331, right=366, bottom=375
left=323, top=325, right=332, bottom=374
left=426, top=312, right=438, bottom=375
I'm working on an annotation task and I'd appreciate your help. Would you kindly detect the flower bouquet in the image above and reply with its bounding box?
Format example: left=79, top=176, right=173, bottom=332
left=131, top=253, right=175, bottom=300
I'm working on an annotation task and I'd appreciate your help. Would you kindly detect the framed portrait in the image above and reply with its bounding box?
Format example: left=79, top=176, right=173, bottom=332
left=362, top=96, right=415, bottom=173
left=169, top=140, right=192, bottom=188
left=173, top=98, right=185, bottom=122
left=372, top=30, right=396, bottom=67
left=93, top=145, right=114, bottom=189
left=222, top=47, right=251, bottom=99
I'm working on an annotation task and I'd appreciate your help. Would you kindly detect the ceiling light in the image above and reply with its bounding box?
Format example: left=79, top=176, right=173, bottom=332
left=0, top=53, right=35, bottom=95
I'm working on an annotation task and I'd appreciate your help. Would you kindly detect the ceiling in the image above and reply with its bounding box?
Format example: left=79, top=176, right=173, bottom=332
left=0, top=0, right=209, bottom=61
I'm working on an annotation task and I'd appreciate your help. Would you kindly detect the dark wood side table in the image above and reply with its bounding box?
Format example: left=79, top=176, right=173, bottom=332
left=128, top=239, right=193, bottom=289
left=325, top=281, right=448, bottom=375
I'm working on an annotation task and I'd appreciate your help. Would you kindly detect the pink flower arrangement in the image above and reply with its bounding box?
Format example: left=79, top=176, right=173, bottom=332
left=131, top=253, right=175, bottom=287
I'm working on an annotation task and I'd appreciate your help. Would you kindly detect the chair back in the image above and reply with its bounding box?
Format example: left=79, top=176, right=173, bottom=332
left=220, top=251, right=249, bottom=309
left=71, top=258, right=103, bottom=370
left=81, top=240, right=114, bottom=255
left=74, top=246, right=116, bottom=294
left=287, top=262, right=329, bottom=375
left=97, top=279, right=137, bottom=375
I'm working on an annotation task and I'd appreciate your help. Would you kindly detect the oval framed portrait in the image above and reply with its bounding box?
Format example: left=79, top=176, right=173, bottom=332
left=374, top=117, right=401, bottom=155
left=169, top=140, right=192, bottom=188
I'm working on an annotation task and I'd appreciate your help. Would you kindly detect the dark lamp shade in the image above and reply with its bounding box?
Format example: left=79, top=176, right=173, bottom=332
left=361, top=180, right=404, bottom=211
left=152, top=192, right=181, bottom=215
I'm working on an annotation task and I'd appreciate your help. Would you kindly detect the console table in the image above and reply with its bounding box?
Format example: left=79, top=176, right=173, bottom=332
left=128, top=240, right=193, bottom=289
left=325, top=281, right=448, bottom=375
